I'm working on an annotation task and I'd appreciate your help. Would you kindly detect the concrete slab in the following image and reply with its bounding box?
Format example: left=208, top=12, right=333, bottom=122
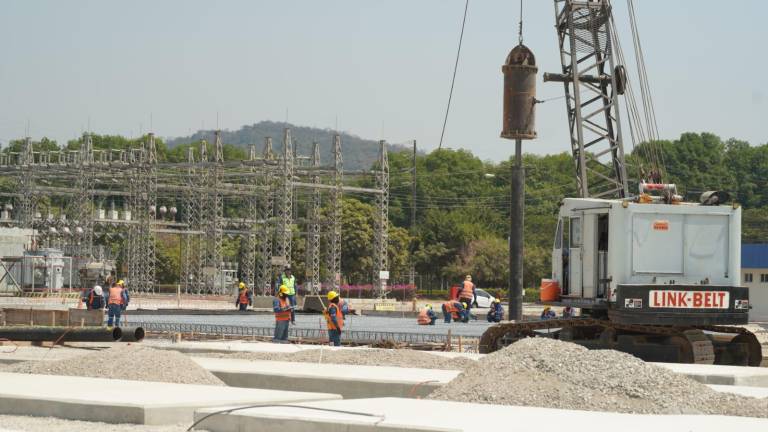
left=708, top=384, right=768, bottom=399
left=654, top=362, right=768, bottom=387
left=0, top=372, right=340, bottom=425
left=192, top=357, right=460, bottom=399
left=193, top=397, right=768, bottom=432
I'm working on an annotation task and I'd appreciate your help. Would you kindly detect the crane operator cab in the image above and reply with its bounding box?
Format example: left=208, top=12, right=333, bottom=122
left=549, top=183, right=750, bottom=326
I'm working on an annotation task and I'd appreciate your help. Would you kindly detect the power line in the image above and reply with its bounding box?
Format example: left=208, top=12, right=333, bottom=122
left=437, top=0, right=469, bottom=150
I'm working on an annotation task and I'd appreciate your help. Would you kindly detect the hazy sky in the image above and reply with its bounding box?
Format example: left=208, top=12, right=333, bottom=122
left=1, top=0, right=765, bottom=161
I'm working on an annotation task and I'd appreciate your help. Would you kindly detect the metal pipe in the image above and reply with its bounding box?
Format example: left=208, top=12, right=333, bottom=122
left=0, top=326, right=122, bottom=342
left=509, top=139, right=524, bottom=321
left=118, top=326, right=145, bottom=342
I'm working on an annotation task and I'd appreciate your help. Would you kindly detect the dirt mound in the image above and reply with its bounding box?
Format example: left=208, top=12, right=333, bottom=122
left=202, top=348, right=475, bottom=370
left=428, top=337, right=768, bottom=416
left=5, top=345, right=224, bottom=386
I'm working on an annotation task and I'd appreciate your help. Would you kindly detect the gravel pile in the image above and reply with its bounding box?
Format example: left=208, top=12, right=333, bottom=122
left=0, top=415, right=203, bottom=432
left=201, top=348, right=475, bottom=370
left=4, top=345, right=224, bottom=386
left=428, top=338, right=768, bottom=416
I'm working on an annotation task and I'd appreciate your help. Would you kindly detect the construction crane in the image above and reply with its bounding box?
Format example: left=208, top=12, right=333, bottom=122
left=482, top=0, right=762, bottom=366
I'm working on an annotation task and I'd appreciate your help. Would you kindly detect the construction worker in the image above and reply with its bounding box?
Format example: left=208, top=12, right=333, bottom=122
left=562, top=306, right=574, bottom=318
left=273, top=285, right=292, bottom=343
left=116, top=280, right=130, bottom=311
left=441, top=300, right=466, bottom=323
left=458, top=275, right=475, bottom=317
left=417, top=304, right=437, bottom=325
left=324, top=290, right=344, bottom=346
left=107, top=282, right=128, bottom=327
left=541, top=306, right=556, bottom=320
left=277, top=266, right=297, bottom=324
left=235, top=282, right=253, bottom=311
left=487, top=298, right=503, bottom=322
left=86, top=285, right=105, bottom=311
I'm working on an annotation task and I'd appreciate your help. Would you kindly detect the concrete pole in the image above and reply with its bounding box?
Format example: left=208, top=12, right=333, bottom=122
left=509, top=139, right=524, bottom=321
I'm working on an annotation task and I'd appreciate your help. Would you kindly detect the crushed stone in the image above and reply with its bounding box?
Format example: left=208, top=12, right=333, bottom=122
left=0, top=415, right=202, bottom=432
left=199, top=348, right=475, bottom=370
left=3, top=345, right=224, bottom=386
left=428, top=337, right=768, bottom=416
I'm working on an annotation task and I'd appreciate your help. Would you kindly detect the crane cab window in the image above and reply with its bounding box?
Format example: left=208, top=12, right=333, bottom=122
left=570, top=217, right=582, bottom=247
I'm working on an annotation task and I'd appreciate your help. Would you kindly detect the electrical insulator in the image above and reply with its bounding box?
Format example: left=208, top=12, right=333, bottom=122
left=501, top=44, right=537, bottom=140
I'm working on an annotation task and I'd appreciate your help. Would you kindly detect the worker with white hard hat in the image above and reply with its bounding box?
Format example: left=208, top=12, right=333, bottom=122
left=86, top=285, right=105, bottom=311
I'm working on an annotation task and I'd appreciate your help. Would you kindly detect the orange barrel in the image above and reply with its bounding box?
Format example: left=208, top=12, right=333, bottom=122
left=540, top=279, right=561, bottom=302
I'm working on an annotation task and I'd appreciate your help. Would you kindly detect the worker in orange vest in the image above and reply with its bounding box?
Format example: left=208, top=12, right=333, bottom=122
left=441, top=301, right=466, bottom=323
left=273, top=285, right=292, bottom=342
left=235, top=282, right=253, bottom=311
left=458, top=275, right=475, bottom=317
left=417, top=304, right=437, bottom=325
left=324, top=291, right=344, bottom=346
left=106, top=282, right=128, bottom=327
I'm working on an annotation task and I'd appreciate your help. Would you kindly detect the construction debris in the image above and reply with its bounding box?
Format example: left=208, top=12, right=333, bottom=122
left=199, top=348, right=477, bottom=370
left=3, top=345, right=224, bottom=386
left=428, top=338, right=768, bottom=416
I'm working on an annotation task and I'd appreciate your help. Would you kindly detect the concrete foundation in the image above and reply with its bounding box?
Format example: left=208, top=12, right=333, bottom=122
left=0, top=372, right=340, bottom=425
left=192, top=357, right=459, bottom=399
left=708, top=384, right=768, bottom=399
left=654, top=362, right=768, bottom=387
left=193, top=397, right=768, bottom=432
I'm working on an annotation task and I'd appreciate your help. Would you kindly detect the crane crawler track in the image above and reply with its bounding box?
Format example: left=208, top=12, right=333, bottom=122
left=479, top=319, right=762, bottom=366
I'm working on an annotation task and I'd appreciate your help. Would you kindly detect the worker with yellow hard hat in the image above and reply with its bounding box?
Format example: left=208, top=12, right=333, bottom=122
left=417, top=303, right=437, bottom=326
left=324, top=290, right=344, bottom=346
left=235, top=281, right=253, bottom=312
left=541, top=306, right=556, bottom=320
left=487, top=297, right=504, bottom=323
left=441, top=299, right=466, bottom=323
left=272, top=285, right=292, bottom=342
left=276, top=266, right=297, bottom=324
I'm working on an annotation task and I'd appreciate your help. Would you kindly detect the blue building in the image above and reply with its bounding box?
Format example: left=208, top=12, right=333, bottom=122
left=742, top=244, right=768, bottom=321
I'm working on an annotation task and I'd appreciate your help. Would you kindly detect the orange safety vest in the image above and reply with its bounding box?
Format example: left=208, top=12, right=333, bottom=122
left=459, top=280, right=474, bottom=300
left=239, top=290, right=249, bottom=304
left=443, top=301, right=458, bottom=313
left=417, top=308, right=431, bottom=325
left=324, top=304, right=344, bottom=331
left=108, top=286, right=124, bottom=305
left=275, top=297, right=291, bottom=321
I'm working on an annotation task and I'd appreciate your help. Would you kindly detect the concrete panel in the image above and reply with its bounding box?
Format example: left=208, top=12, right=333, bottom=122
left=0, top=372, right=340, bottom=425
left=193, top=357, right=459, bottom=399
left=67, top=308, right=103, bottom=326
left=708, top=384, right=768, bottom=399
left=193, top=397, right=768, bottom=432
left=654, top=362, right=768, bottom=387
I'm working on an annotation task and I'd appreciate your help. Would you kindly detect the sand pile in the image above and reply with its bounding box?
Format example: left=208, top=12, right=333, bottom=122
left=202, top=348, right=475, bottom=370
left=428, top=338, right=768, bottom=416
left=4, top=345, right=224, bottom=386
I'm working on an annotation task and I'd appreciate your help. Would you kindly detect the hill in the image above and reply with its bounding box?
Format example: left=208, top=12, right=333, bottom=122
left=165, top=121, right=411, bottom=170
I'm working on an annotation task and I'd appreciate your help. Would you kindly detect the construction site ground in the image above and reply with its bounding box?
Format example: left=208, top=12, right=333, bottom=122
left=0, top=337, right=766, bottom=431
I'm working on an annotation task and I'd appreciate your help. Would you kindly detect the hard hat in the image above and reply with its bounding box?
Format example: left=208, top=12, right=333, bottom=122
left=116, top=280, right=125, bottom=286
left=327, top=290, right=339, bottom=301
left=279, top=285, right=289, bottom=294
left=426, top=304, right=432, bottom=309
left=284, top=266, right=292, bottom=271
left=93, top=285, right=103, bottom=296
left=461, top=302, right=468, bottom=309
left=543, top=306, right=551, bottom=311
left=465, top=275, right=472, bottom=280
left=493, top=298, right=500, bottom=303
left=239, top=282, right=246, bottom=289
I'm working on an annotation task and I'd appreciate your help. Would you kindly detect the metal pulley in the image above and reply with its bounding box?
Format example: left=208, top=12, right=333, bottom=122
left=501, top=44, right=537, bottom=140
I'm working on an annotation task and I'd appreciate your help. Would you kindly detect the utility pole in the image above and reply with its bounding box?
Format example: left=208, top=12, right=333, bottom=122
left=409, top=140, right=417, bottom=286
left=500, top=29, right=537, bottom=320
